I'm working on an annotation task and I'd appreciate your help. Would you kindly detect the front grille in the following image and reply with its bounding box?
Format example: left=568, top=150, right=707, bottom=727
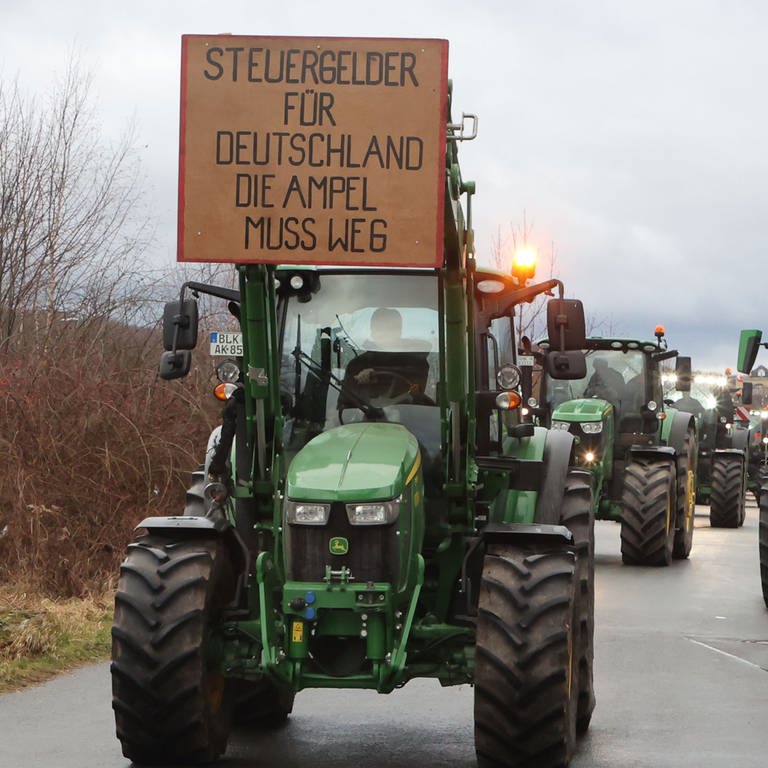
left=285, top=502, right=399, bottom=583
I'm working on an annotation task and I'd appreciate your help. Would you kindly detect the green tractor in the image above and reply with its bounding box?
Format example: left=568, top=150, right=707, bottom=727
left=110, top=37, right=595, bottom=768
left=737, top=329, right=768, bottom=608
left=530, top=328, right=698, bottom=566
left=666, top=374, right=749, bottom=528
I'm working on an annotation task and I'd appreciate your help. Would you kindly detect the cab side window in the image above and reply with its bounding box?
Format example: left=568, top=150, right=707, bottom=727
left=487, top=316, right=515, bottom=387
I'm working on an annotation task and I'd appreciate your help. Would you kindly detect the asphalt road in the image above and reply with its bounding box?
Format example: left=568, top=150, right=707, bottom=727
left=1, top=502, right=766, bottom=768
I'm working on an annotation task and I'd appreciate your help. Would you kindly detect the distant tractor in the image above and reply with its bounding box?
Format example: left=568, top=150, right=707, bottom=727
left=531, top=328, right=697, bottom=566
left=668, top=373, right=748, bottom=528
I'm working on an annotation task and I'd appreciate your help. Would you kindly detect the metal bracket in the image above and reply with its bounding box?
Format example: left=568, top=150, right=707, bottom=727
left=447, top=112, right=478, bottom=141
left=248, top=366, right=269, bottom=386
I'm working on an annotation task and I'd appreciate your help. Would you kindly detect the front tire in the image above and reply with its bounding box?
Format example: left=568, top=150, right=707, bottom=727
left=709, top=454, right=746, bottom=528
left=111, top=535, right=235, bottom=764
left=760, top=492, right=768, bottom=609
left=474, top=544, right=579, bottom=768
left=621, top=459, right=675, bottom=566
left=558, top=471, right=595, bottom=734
left=673, top=432, right=696, bottom=559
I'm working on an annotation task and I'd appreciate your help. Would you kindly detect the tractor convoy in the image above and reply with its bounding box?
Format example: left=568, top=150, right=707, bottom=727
left=107, top=34, right=760, bottom=768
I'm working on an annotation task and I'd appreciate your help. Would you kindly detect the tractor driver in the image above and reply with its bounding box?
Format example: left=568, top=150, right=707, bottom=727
left=584, top=357, right=624, bottom=403
left=351, top=307, right=432, bottom=405
left=675, top=392, right=705, bottom=418
left=365, top=307, right=403, bottom=350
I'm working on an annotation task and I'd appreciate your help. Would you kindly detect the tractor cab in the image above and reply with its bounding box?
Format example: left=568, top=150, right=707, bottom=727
left=537, top=336, right=677, bottom=450
left=277, top=268, right=440, bottom=459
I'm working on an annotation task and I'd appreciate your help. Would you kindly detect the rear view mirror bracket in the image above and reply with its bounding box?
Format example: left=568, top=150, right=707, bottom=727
left=546, top=350, right=587, bottom=380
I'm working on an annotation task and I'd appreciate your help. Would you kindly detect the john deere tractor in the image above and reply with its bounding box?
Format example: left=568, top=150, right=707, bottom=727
left=666, top=373, right=748, bottom=528
left=737, top=329, right=768, bottom=608
left=110, top=35, right=595, bottom=768
left=530, top=328, right=698, bottom=566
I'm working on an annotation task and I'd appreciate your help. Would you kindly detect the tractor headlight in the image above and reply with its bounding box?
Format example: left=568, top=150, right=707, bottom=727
left=346, top=498, right=400, bottom=525
left=216, top=359, right=241, bottom=383
left=580, top=422, right=603, bottom=434
left=583, top=450, right=597, bottom=464
left=496, top=364, right=521, bottom=390
left=285, top=501, right=331, bottom=525
left=551, top=420, right=572, bottom=431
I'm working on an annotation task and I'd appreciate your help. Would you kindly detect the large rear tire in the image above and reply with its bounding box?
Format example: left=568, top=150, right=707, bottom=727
left=474, top=544, right=579, bottom=768
left=709, top=455, right=746, bottom=528
left=111, top=535, right=235, bottom=764
left=760, top=492, right=768, bottom=609
left=673, top=432, right=696, bottom=559
left=620, top=459, right=675, bottom=566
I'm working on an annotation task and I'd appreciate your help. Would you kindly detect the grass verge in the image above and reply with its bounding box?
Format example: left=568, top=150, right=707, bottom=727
left=0, top=588, right=113, bottom=693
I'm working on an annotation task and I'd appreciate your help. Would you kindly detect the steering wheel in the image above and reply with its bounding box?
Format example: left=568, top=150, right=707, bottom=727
left=338, top=369, right=417, bottom=424
left=368, top=370, right=416, bottom=405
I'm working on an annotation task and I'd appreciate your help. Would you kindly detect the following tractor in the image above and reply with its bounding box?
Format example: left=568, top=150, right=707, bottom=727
left=528, top=328, right=698, bottom=566
left=737, top=329, right=768, bottom=608
left=665, top=372, right=748, bottom=528
left=110, top=35, right=596, bottom=768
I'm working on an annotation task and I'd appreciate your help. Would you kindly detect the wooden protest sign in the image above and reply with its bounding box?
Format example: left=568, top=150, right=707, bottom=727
left=178, top=35, right=448, bottom=266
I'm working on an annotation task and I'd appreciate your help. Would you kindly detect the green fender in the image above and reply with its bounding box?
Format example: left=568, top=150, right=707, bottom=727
left=491, top=426, right=574, bottom=525
left=662, top=408, right=697, bottom=466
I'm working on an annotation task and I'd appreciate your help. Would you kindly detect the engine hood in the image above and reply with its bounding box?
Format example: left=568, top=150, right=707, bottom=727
left=552, top=398, right=612, bottom=422
left=286, top=423, right=421, bottom=502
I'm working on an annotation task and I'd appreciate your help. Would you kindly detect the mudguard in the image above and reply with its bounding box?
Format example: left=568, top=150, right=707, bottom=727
left=493, top=426, right=573, bottom=525
left=134, top=515, right=249, bottom=582
left=628, top=445, right=676, bottom=462
left=663, top=409, right=696, bottom=454
left=730, top=427, right=750, bottom=453
left=535, top=428, right=575, bottom=525
left=481, top=522, right=573, bottom=548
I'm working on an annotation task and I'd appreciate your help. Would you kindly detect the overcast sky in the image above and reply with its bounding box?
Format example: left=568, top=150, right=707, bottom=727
left=3, top=0, right=766, bottom=370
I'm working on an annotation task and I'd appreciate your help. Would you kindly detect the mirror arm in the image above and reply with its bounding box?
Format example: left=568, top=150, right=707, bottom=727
left=183, top=280, right=241, bottom=304
left=501, top=278, right=564, bottom=315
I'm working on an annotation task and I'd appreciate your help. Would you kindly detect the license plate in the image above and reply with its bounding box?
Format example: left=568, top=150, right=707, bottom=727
left=210, top=331, right=243, bottom=356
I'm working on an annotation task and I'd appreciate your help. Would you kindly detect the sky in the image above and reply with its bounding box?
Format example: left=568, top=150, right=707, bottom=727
left=2, top=0, right=767, bottom=371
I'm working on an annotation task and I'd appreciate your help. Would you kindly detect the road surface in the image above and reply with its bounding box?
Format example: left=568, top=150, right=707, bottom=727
left=1, top=503, right=766, bottom=767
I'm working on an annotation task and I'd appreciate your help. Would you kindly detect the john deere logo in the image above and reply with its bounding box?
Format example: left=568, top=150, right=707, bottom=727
left=329, top=536, right=349, bottom=555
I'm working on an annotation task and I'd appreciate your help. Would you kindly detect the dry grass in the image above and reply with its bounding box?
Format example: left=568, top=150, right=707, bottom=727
left=0, top=587, right=114, bottom=692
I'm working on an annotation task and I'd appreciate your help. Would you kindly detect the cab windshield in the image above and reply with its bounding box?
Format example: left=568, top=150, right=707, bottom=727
left=546, top=349, right=646, bottom=415
left=278, top=271, right=440, bottom=456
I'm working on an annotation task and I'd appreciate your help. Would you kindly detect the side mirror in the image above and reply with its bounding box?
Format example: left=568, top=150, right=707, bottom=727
left=163, top=299, right=199, bottom=351
left=546, top=350, right=587, bottom=380
left=737, top=329, right=762, bottom=374
left=546, top=299, right=586, bottom=351
left=675, top=356, right=692, bottom=392
left=159, top=350, right=192, bottom=380
left=742, top=381, right=753, bottom=406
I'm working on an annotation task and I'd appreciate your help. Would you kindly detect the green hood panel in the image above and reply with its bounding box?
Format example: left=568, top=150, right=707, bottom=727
left=552, top=398, right=612, bottom=422
left=287, top=423, right=421, bottom=502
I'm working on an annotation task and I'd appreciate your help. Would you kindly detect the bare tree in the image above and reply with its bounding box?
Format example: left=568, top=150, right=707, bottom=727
left=0, top=58, right=154, bottom=355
